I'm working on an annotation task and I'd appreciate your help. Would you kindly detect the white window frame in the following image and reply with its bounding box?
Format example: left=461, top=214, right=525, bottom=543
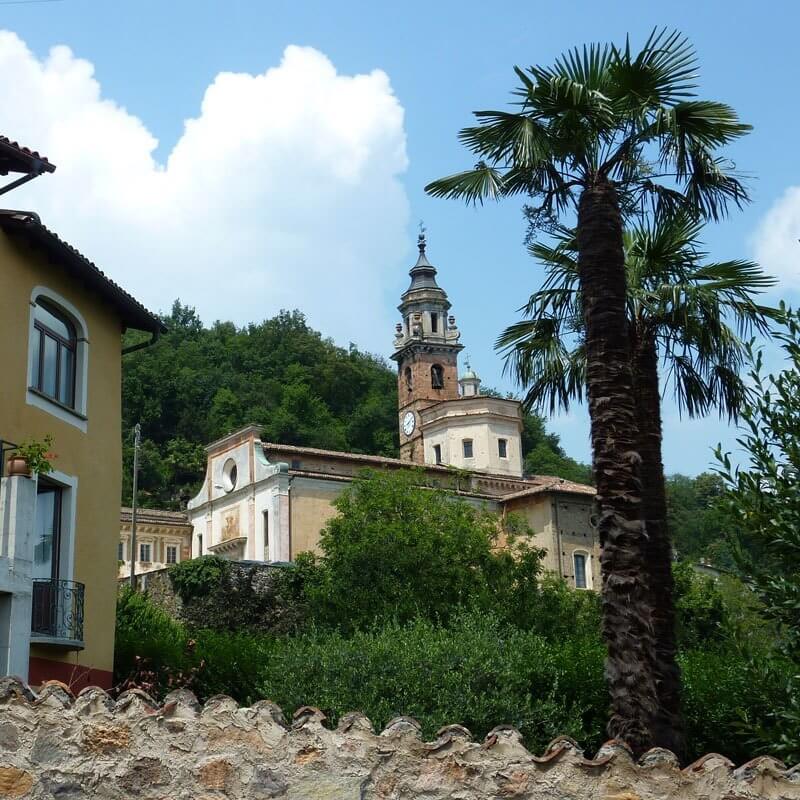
left=118, top=540, right=125, bottom=562
left=498, top=438, right=508, bottom=459
left=165, top=544, right=178, bottom=565
left=462, top=439, right=474, bottom=459
left=139, top=542, right=152, bottom=563
left=27, top=287, right=90, bottom=432
left=573, top=549, right=592, bottom=590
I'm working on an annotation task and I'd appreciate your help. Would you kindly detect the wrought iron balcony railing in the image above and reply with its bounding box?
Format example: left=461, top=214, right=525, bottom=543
left=31, top=579, right=85, bottom=646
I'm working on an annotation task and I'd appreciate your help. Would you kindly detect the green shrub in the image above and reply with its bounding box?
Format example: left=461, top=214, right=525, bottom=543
left=256, top=611, right=607, bottom=753
left=169, top=555, right=230, bottom=601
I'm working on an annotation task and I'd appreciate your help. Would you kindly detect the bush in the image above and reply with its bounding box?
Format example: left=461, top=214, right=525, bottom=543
left=256, top=611, right=608, bottom=754
left=116, top=589, right=797, bottom=762
left=169, top=555, right=230, bottom=601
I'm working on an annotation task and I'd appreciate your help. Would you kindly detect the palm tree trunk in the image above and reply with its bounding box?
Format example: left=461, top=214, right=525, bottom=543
left=631, top=333, right=685, bottom=759
left=576, top=181, right=658, bottom=755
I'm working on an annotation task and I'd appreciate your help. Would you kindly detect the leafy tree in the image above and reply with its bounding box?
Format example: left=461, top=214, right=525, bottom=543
left=497, top=214, right=773, bottom=754
left=426, top=29, right=751, bottom=753
left=665, top=473, right=734, bottom=564
left=715, top=309, right=800, bottom=761
left=295, top=468, right=546, bottom=631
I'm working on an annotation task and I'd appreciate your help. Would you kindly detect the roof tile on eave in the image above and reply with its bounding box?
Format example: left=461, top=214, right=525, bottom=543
left=0, top=210, right=164, bottom=334
left=0, top=135, right=56, bottom=174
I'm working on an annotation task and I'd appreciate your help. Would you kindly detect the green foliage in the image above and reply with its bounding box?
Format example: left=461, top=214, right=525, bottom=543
left=292, top=469, right=555, bottom=632
left=122, top=303, right=400, bottom=507
left=713, top=308, right=800, bottom=762
left=169, top=555, right=230, bottom=602
left=255, top=612, right=608, bottom=754
left=115, top=588, right=791, bottom=762
left=13, top=434, right=55, bottom=475
left=665, top=473, right=736, bottom=565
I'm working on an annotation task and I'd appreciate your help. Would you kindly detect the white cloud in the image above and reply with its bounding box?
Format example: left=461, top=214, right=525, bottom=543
left=1, top=32, right=409, bottom=345
left=753, top=185, right=800, bottom=290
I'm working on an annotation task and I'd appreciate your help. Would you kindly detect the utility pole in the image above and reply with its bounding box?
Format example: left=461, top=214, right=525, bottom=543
left=129, top=423, right=141, bottom=590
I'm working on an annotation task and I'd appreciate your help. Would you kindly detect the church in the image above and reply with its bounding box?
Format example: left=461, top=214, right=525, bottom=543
left=177, top=235, right=600, bottom=590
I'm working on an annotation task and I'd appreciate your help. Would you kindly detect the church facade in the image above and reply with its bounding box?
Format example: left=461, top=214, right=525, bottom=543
left=185, top=236, right=600, bottom=589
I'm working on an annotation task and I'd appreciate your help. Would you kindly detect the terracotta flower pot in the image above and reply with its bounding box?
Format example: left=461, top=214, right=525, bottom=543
left=6, top=455, right=31, bottom=478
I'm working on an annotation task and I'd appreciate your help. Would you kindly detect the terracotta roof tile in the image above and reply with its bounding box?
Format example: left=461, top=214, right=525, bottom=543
left=0, top=210, right=164, bottom=333
left=120, top=507, right=191, bottom=526
left=0, top=135, right=56, bottom=175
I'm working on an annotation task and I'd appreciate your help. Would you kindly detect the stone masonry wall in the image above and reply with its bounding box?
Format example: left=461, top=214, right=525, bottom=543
left=0, top=678, right=798, bottom=799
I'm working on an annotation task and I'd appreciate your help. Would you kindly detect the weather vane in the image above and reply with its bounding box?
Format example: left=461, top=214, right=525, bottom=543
left=418, top=220, right=427, bottom=252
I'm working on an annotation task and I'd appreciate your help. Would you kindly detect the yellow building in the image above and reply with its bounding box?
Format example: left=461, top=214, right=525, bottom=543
left=0, top=136, right=163, bottom=689
left=118, top=507, right=192, bottom=579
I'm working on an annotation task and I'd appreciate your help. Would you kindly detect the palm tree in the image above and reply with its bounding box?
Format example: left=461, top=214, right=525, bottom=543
left=497, top=214, right=775, bottom=756
left=425, top=29, right=751, bottom=753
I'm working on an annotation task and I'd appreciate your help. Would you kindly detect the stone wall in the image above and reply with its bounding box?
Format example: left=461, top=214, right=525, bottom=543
left=0, top=678, right=797, bottom=799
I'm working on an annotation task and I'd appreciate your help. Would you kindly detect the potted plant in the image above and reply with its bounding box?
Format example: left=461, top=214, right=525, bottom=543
left=7, top=435, right=56, bottom=477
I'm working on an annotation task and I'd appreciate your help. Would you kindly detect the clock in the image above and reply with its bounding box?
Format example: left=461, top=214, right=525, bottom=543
left=402, top=411, right=416, bottom=436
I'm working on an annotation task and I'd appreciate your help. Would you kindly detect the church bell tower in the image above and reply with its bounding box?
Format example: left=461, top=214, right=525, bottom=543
left=391, top=233, right=463, bottom=463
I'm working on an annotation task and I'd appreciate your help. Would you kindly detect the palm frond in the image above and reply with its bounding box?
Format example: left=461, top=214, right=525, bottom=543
left=607, top=27, right=698, bottom=108
left=496, top=318, right=586, bottom=413
left=424, top=164, right=508, bottom=204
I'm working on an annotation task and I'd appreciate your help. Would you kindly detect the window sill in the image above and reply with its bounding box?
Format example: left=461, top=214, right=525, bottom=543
left=28, top=386, right=89, bottom=423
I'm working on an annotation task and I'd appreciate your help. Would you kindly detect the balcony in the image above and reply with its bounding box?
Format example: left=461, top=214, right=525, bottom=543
left=30, top=579, right=85, bottom=650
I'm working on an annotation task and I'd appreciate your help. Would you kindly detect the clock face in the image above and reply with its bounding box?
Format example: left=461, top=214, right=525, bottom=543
left=402, top=411, right=416, bottom=436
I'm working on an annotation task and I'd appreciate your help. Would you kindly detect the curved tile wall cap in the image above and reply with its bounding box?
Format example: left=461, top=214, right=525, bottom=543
left=337, top=711, right=375, bottom=734
left=0, top=680, right=798, bottom=800
left=638, top=746, right=682, bottom=769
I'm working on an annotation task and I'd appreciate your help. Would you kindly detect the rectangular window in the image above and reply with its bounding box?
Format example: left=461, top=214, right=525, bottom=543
left=166, top=545, right=178, bottom=565
left=263, top=510, right=270, bottom=561
left=118, top=541, right=124, bottom=561
left=139, top=543, right=151, bottom=563
left=433, top=444, right=442, bottom=464
left=463, top=439, right=473, bottom=459
left=430, top=313, right=438, bottom=333
left=574, top=553, right=587, bottom=589
left=498, top=438, right=508, bottom=458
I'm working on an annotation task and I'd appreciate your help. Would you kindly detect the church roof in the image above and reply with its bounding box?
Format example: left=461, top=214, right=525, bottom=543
left=260, top=441, right=595, bottom=498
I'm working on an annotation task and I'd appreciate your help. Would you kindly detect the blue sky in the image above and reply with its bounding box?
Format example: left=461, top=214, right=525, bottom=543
left=3, top=0, right=798, bottom=475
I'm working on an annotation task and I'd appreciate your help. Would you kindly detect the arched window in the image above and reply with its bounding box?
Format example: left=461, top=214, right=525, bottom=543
left=431, top=363, right=444, bottom=389
left=573, top=551, right=590, bottom=589
left=32, top=299, right=77, bottom=408
left=404, top=366, right=413, bottom=392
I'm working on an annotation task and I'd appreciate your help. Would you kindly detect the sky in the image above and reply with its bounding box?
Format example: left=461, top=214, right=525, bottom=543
left=1, top=0, right=798, bottom=476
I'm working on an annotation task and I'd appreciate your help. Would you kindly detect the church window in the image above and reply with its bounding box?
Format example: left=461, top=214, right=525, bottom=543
left=404, top=366, right=413, bottom=391
left=433, top=444, right=442, bottom=464
left=263, top=510, right=270, bottom=560
left=574, top=552, right=588, bottom=589
left=431, top=364, right=444, bottom=389
left=430, top=312, right=438, bottom=333
left=463, top=439, right=473, bottom=459
left=498, top=438, right=508, bottom=458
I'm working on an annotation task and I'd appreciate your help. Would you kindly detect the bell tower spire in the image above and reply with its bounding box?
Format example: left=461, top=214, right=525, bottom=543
left=391, top=231, right=463, bottom=463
